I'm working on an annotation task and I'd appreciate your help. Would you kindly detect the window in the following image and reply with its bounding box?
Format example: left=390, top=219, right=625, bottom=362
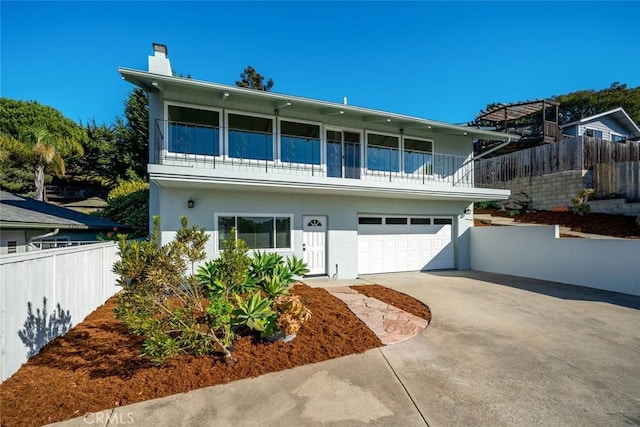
left=585, top=128, right=603, bottom=139
left=280, top=121, right=321, bottom=165
left=613, top=134, right=627, bottom=142
left=228, top=113, right=274, bottom=160
left=167, top=105, right=220, bottom=155
left=433, top=218, right=453, bottom=225
left=404, top=138, right=433, bottom=174
left=367, top=133, right=399, bottom=172
left=358, top=217, right=383, bottom=225
left=218, top=215, right=291, bottom=250
left=410, top=218, right=431, bottom=225
left=7, top=241, right=17, bottom=254
left=385, top=217, right=408, bottom=225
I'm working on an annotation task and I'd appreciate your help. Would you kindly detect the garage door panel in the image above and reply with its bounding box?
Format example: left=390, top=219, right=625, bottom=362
left=358, top=219, right=453, bottom=275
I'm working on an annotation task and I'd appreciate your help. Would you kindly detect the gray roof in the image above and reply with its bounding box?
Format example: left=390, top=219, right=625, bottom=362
left=0, top=191, right=125, bottom=230
left=560, top=107, right=640, bottom=138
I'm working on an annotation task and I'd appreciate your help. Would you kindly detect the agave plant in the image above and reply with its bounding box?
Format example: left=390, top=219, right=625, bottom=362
left=249, top=251, right=283, bottom=282
left=286, top=255, right=310, bottom=277
left=231, top=292, right=275, bottom=332
left=261, top=264, right=295, bottom=298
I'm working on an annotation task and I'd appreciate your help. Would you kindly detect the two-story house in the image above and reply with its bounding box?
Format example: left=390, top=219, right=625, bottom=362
left=119, top=44, right=515, bottom=279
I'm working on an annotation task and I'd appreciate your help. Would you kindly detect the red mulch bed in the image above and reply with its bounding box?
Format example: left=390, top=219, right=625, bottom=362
left=476, top=209, right=640, bottom=238
left=0, top=283, right=426, bottom=427
left=350, top=285, right=431, bottom=322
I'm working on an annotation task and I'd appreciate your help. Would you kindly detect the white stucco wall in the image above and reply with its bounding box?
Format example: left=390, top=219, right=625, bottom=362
left=470, top=225, right=640, bottom=296
left=153, top=186, right=472, bottom=279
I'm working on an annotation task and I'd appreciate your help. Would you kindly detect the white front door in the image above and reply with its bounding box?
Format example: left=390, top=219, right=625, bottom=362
left=302, top=216, right=327, bottom=275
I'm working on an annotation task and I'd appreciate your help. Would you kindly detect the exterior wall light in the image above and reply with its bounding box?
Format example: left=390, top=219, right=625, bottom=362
left=187, top=197, right=195, bottom=209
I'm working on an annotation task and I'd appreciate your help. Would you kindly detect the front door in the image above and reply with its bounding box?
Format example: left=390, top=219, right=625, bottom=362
left=302, top=215, right=327, bottom=275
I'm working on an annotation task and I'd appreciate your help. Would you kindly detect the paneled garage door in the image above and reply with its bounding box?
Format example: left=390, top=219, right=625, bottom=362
left=357, top=216, right=454, bottom=275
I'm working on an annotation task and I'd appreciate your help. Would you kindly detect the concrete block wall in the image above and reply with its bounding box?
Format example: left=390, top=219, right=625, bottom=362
left=587, top=199, right=640, bottom=216
left=497, top=170, right=591, bottom=211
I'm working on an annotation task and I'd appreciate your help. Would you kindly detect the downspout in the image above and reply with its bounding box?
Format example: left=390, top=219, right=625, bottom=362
left=27, top=228, right=59, bottom=251
left=461, top=137, right=513, bottom=168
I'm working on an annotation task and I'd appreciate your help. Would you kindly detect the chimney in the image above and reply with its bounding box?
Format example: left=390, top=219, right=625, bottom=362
left=148, top=43, right=172, bottom=76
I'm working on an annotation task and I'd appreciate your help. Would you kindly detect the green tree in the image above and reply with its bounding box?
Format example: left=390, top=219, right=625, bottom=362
left=0, top=98, right=86, bottom=197
left=115, top=88, right=149, bottom=179
left=101, top=180, right=149, bottom=237
left=553, top=82, right=640, bottom=125
left=235, top=66, right=274, bottom=91
left=67, top=120, right=121, bottom=188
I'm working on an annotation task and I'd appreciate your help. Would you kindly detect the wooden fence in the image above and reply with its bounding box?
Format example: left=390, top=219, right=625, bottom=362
left=475, top=137, right=640, bottom=185
left=593, top=162, right=640, bottom=201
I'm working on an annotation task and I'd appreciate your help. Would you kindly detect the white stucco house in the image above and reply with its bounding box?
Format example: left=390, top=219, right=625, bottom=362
left=119, top=44, right=515, bottom=279
left=560, top=107, right=640, bottom=142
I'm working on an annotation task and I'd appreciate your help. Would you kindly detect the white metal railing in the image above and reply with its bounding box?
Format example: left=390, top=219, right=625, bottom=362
left=154, top=120, right=474, bottom=187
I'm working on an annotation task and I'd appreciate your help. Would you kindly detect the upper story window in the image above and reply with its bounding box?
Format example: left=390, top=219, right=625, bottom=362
left=168, top=105, right=220, bottom=156
left=280, top=120, right=321, bottom=165
left=404, top=137, right=433, bottom=174
left=367, top=133, right=399, bottom=172
left=228, top=113, right=274, bottom=160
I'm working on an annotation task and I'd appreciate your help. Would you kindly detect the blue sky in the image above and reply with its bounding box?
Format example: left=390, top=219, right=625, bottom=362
left=2, top=1, right=639, bottom=126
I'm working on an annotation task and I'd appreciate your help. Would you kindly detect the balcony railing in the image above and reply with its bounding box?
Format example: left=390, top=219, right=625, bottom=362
left=153, top=120, right=474, bottom=188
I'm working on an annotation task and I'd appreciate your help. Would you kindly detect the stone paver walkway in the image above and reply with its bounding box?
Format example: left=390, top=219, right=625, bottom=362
left=325, top=286, right=428, bottom=345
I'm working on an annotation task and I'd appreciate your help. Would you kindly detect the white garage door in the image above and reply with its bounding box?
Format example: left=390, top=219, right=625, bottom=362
left=357, top=216, right=454, bottom=275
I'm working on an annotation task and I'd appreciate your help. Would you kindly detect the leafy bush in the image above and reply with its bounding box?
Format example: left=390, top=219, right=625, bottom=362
left=474, top=201, right=498, bottom=210
left=571, top=188, right=594, bottom=215
left=114, top=218, right=312, bottom=365
left=114, top=216, right=234, bottom=364
left=102, top=180, right=149, bottom=237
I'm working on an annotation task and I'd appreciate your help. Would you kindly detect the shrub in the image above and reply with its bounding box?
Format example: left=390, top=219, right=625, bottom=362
left=102, top=180, right=149, bottom=237
left=114, top=216, right=234, bottom=364
left=474, top=201, right=498, bottom=210
left=114, top=218, right=313, bottom=364
left=571, top=188, right=594, bottom=215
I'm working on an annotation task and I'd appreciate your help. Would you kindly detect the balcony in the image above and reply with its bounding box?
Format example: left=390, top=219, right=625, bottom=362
left=152, top=120, right=479, bottom=194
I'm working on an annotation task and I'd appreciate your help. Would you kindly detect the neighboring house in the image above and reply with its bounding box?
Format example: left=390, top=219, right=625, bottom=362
left=118, top=44, right=514, bottom=279
left=61, top=197, right=108, bottom=214
left=0, top=191, right=125, bottom=255
left=560, top=107, right=640, bottom=142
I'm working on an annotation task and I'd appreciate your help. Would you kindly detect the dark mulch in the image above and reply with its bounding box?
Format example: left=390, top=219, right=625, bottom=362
left=476, top=209, right=640, bottom=238
left=0, top=283, right=426, bottom=427
left=351, top=284, right=431, bottom=322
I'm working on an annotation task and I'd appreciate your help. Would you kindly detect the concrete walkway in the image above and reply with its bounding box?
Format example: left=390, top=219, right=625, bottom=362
left=324, top=286, right=428, bottom=345
left=51, top=271, right=640, bottom=427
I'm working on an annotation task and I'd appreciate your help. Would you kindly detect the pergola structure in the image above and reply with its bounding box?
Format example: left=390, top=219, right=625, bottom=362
left=474, top=99, right=562, bottom=156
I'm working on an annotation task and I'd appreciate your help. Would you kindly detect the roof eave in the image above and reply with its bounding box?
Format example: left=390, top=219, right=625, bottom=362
left=118, top=67, right=519, bottom=142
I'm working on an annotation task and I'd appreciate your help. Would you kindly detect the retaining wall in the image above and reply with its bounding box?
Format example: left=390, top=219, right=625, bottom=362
left=470, top=225, right=640, bottom=296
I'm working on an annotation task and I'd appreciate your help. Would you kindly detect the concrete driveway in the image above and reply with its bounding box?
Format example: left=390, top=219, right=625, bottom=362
left=53, top=271, right=640, bottom=427
left=369, top=271, right=640, bottom=426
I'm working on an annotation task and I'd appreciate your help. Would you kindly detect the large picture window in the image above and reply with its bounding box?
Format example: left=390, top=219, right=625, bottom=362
left=404, top=138, right=433, bottom=174
left=218, top=215, right=291, bottom=250
left=228, top=113, right=274, bottom=160
left=280, top=121, right=321, bottom=165
left=167, top=105, right=220, bottom=156
left=367, top=133, right=399, bottom=172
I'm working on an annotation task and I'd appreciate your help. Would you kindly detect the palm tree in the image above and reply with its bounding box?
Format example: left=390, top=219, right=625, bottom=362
left=9, top=127, right=83, bottom=201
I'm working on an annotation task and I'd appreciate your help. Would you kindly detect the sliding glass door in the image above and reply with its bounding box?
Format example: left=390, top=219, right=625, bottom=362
left=326, top=130, right=360, bottom=179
